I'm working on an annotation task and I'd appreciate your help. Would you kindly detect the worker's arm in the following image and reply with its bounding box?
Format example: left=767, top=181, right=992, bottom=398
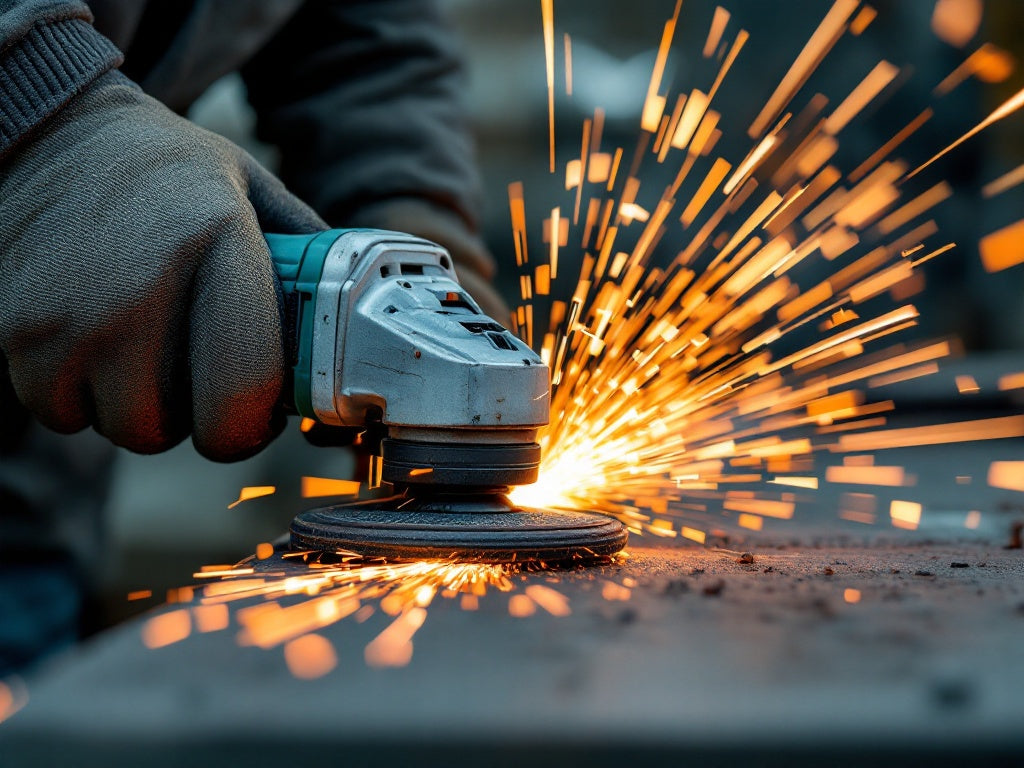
left=240, top=0, right=508, bottom=319
left=0, top=1, right=326, bottom=460
left=0, top=0, right=121, bottom=155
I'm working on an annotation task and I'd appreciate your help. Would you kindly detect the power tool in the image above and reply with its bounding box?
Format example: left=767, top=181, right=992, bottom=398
left=267, top=229, right=627, bottom=563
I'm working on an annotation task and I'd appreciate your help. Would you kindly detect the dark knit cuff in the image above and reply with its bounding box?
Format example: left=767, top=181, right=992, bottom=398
left=0, top=18, right=122, bottom=160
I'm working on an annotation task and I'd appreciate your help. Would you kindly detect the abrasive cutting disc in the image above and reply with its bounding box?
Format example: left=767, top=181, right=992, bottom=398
left=289, top=493, right=627, bottom=563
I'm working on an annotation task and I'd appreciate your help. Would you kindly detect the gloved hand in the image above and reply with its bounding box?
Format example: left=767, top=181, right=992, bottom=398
left=0, top=71, right=327, bottom=461
left=346, top=199, right=512, bottom=322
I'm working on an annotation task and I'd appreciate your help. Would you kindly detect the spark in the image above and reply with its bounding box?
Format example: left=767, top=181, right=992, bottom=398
left=906, top=84, right=1024, bottom=180
left=564, top=33, right=573, bottom=96
left=988, top=462, right=1024, bottom=492
left=703, top=7, right=730, bottom=59
left=542, top=0, right=555, bottom=172
left=256, top=542, right=275, bottom=560
left=936, top=43, right=1015, bottom=95
left=980, top=220, right=1024, bottom=273
left=284, top=634, right=337, bottom=679
left=825, top=464, right=911, bottom=487
left=955, top=375, right=980, bottom=394
left=997, top=372, right=1024, bottom=391
left=748, top=0, right=859, bottom=139
left=227, top=486, right=275, bottom=509
left=890, top=500, right=922, bottom=530
left=982, top=162, right=1024, bottom=198
left=508, top=594, right=537, bottom=617
left=193, top=604, right=229, bottom=633
left=0, top=678, right=27, bottom=725
left=930, top=0, right=982, bottom=48
left=141, top=609, right=191, bottom=649
left=849, top=6, right=876, bottom=36
left=301, top=477, right=360, bottom=498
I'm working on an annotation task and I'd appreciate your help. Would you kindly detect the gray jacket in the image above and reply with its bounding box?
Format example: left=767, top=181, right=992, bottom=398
left=0, top=0, right=482, bottom=228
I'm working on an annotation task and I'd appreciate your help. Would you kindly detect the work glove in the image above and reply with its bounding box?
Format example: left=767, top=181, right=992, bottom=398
left=0, top=71, right=327, bottom=461
left=346, top=199, right=512, bottom=322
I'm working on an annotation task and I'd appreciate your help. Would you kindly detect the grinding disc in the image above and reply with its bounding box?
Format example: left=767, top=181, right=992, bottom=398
left=289, top=493, right=627, bottom=563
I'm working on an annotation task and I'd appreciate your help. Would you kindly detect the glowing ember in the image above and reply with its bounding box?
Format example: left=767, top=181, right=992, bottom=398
left=0, top=678, right=27, bottom=724
left=141, top=609, right=191, bottom=649
left=256, top=542, right=275, bottom=560
left=988, top=462, right=1024, bottom=492
left=284, top=633, right=337, bottom=679
left=890, top=500, right=923, bottom=531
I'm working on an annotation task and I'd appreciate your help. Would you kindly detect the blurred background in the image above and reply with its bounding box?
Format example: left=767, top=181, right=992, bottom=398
left=99, top=0, right=1024, bottom=624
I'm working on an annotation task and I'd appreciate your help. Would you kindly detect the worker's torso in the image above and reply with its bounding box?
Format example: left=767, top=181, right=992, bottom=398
left=87, top=0, right=304, bottom=112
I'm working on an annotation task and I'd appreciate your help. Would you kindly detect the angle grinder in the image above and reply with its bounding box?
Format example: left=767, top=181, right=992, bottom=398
left=267, top=229, right=627, bottom=563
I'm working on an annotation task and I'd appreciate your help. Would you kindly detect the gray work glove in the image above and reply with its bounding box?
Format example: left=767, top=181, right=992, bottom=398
left=0, top=71, right=327, bottom=461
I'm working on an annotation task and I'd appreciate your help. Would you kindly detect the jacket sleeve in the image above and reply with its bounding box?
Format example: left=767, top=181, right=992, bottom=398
left=240, top=0, right=484, bottom=239
left=0, top=0, right=122, bottom=160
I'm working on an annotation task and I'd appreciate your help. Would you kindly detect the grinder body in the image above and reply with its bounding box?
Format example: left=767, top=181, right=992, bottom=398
left=268, top=229, right=627, bottom=562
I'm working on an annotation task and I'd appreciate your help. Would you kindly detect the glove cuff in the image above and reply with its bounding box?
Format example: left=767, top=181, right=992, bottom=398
left=0, top=18, right=123, bottom=161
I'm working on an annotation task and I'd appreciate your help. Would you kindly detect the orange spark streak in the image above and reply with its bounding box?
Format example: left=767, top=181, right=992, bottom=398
left=301, top=477, right=360, bottom=498
left=228, top=486, right=275, bottom=509
left=835, top=416, right=1024, bottom=452
left=849, top=6, right=876, bottom=36
left=366, top=608, right=428, bottom=667
left=549, top=207, right=561, bottom=279
left=980, top=220, right=1024, bottom=273
left=679, top=159, right=729, bottom=227
left=849, top=109, right=932, bottom=184
left=906, top=84, right=1024, bottom=180
left=542, top=0, right=555, bottom=172
left=704, top=7, right=730, bottom=58
left=825, top=465, right=910, bottom=487
left=142, top=609, right=191, bottom=649
left=641, top=0, right=682, bottom=132
left=997, top=372, right=1024, bottom=391
left=748, top=0, right=859, bottom=138
left=988, top=462, right=1024, bottom=492
left=823, top=60, right=899, bottom=135
left=707, top=30, right=748, bottom=103
left=890, top=500, right=922, bottom=530
left=982, top=162, right=1024, bottom=198
left=564, top=33, right=573, bottom=96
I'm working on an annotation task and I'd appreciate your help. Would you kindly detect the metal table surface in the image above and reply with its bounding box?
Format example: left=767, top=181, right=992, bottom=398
left=2, top=403, right=1023, bottom=767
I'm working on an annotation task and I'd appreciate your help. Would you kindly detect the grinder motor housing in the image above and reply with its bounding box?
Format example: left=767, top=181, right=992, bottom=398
left=266, top=229, right=550, bottom=491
